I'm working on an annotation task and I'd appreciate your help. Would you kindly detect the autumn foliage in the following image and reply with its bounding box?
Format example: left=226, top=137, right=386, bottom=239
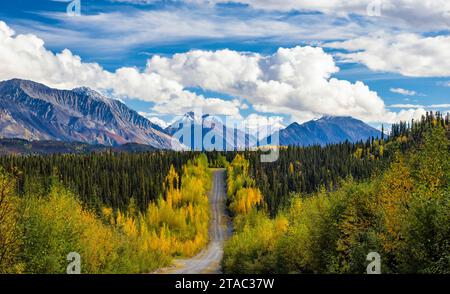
left=0, top=154, right=211, bottom=273
left=226, top=154, right=263, bottom=216
left=223, top=125, right=450, bottom=274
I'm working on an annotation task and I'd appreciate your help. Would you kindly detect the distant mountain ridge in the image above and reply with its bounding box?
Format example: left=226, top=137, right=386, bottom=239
left=263, top=116, right=382, bottom=146
left=0, top=79, right=175, bottom=148
left=165, top=112, right=255, bottom=150
left=0, top=79, right=383, bottom=151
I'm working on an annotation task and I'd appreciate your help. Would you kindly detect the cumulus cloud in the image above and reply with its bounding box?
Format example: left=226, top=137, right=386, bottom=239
left=0, top=20, right=424, bottom=125
left=328, top=33, right=450, bottom=77
left=138, top=112, right=170, bottom=128
left=0, top=21, right=243, bottom=117
left=147, top=46, right=400, bottom=123
left=385, top=108, right=427, bottom=123
left=242, top=114, right=285, bottom=138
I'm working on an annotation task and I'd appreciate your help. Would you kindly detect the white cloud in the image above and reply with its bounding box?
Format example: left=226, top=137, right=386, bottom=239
left=0, top=20, right=243, bottom=117
left=390, top=103, right=450, bottom=110
left=152, top=95, right=243, bottom=117
left=32, top=8, right=358, bottom=53
left=430, top=104, right=450, bottom=108
left=149, top=117, right=169, bottom=128
left=242, top=114, right=285, bottom=137
left=110, top=1, right=450, bottom=33
left=20, top=0, right=449, bottom=60
left=328, top=33, right=450, bottom=77
left=389, top=104, right=424, bottom=109
left=147, top=46, right=399, bottom=123
left=138, top=112, right=170, bottom=128
left=390, top=88, right=417, bottom=96
left=385, top=108, right=427, bottom=123
left=0, top=20, right=427, bottom=125
left=174, top=0, right=450, bottom=31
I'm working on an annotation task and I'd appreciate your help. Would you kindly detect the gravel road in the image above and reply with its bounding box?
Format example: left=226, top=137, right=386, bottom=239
left=157, top=168, right=230, bottom=274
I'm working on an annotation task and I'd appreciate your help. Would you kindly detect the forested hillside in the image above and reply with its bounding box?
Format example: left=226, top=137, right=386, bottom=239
left=208, top=136, right=390, bottom=216
left=244, top=112, right=449, bottom=215
left=246, top=142, right=389, bottom=216
left=223, top=113, right=450, bottom=273
left=0, top=154, right=211, bottom=273
left=0, top=151, right=198, bottom=211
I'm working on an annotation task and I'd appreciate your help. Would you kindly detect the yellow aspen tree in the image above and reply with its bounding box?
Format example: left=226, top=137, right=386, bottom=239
left=0, top=169, right=21, bottom=273
left=378, top=155, right=413, bottom=253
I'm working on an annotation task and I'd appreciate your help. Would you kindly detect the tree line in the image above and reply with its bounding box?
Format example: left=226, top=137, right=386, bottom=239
left=243, top=111, right=449, bottom=215
left=223, top=112, right=450, bottom=273
left=0, top=151, right=199, bottom=212
left=0, top=154, right=211, bottom=273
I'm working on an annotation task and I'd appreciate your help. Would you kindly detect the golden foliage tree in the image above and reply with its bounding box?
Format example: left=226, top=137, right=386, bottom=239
left=378, top=154, right=413, bottom=254
left=0, top=168, right=22, bottom=273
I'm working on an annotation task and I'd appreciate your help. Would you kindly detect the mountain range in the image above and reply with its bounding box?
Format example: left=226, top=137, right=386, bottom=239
left=265, top=116, right=382, bottom=146
left=0, top=79, right=383, bottom=151
left=0, top=79, right=175, bottom=149
left=165, top=112, right=255, bottom=150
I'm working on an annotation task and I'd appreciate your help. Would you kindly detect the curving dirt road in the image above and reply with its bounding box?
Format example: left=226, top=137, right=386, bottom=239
left=156, top=168, right=230, bottom=274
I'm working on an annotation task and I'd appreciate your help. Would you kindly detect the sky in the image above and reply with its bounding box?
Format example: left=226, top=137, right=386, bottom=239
left=0, top=0, right=449, bottom=129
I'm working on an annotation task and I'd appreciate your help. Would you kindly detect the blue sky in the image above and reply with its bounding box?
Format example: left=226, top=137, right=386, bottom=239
left=0, top=0, right=449, bottom=128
